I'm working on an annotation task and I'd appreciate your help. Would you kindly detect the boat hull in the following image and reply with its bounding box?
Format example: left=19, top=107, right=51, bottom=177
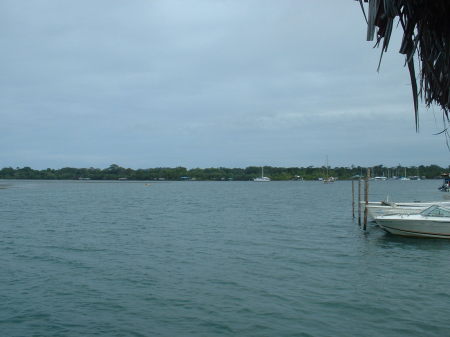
left=377, top=218, right=450, bottom=239
left=253, top=177, right=271, bottom=182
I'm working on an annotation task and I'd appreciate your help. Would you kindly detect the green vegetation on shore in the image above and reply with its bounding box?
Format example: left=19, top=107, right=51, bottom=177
left=0, top=164, right=448, bottom=181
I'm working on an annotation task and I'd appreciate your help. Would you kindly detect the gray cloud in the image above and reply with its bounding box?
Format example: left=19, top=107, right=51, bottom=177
left=0, top=0, right=447, bottom=169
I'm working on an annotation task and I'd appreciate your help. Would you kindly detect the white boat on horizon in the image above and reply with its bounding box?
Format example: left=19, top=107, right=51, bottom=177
left=376, top=205, right=450, bottom=238
left=254, top=167, right=271, bottom=182
left=323, top=156, right=335, bottom=183
left=399, top=167, right=410, bottom=180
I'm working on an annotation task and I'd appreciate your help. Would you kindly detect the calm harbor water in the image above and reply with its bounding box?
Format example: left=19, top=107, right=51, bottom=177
left=1, top=179, right=450, bottom=336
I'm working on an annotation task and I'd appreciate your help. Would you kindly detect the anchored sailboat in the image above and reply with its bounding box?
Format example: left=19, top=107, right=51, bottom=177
left=323, top=156, right=335, bottom=183
left=254, top=167, right=271, bottom=182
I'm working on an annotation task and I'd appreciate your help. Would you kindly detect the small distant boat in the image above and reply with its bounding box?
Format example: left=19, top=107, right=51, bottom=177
left=399, top=167, right=410, bottom=180
left=376, top=205, right=450, bottom=238
left=254, top=167, right=271, bottom=182
left=323, top=156, right=335, bottom=183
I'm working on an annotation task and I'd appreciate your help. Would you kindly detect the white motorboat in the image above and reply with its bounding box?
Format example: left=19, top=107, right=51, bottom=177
left=375, top=205, right=450, bottom=238
left=254, top=167, right=271, bottom=182
left=365, top=200, right=450, bottom=207
left=367, top=204, right=425, bottom=219
left=363, top=200, right=450, bottom=220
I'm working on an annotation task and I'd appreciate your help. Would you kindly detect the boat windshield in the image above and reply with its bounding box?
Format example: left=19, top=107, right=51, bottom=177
left=421, top=205, right=450, bottom=217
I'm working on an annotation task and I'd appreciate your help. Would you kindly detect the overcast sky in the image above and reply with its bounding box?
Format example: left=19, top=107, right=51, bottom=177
left=1, top=0, right=448, bottom=169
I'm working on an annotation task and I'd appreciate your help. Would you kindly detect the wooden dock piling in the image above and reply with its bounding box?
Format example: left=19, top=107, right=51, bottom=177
left=352, top=180, right=355, bottom=219
left=358, top=179, right=361, bottom=226
left=363, top=168, right=370, bottom=230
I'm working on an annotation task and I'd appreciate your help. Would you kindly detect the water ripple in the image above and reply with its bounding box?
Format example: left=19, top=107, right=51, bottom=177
left=1, top=180, right=450, bottom=336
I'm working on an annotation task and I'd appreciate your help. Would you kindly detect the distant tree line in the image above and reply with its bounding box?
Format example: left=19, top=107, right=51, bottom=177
left=0, top=164, right=448, bottom=181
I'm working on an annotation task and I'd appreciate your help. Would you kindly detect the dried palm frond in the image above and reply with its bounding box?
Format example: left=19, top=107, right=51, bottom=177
left=358, top=0, right=450, bottom=131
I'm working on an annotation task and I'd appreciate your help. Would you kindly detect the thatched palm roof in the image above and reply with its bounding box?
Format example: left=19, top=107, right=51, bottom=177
left=358, top=0, right=449, bottom=130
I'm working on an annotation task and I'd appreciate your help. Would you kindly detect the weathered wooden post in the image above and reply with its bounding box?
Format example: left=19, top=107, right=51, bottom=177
left=363, top=168, right=370, bottom=230
left=358, top=178, right=361, bottom=226
left=352, top=180, right=355, bottom=219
